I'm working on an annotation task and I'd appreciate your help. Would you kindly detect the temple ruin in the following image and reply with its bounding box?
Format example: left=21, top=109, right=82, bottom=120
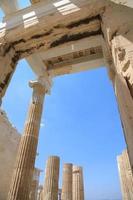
left=42, top=156, right=84, bottom=200
left=0, top=0, right=133, bottom=199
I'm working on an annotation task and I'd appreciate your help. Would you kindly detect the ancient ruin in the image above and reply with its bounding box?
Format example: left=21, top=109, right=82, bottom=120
left=62, top=163, right=73, bottom=200
left=0, top=0, right=133, bottom=199
left=42, top=156, right=84, bottom=200
left=8, top=80, right=46, bottom=200
left=73, top=166, right=84, bottom=200
left=43, top=156, right=60, bottom=200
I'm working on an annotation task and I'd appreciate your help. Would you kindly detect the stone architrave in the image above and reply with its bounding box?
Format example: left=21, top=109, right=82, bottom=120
left=62, top=163, right=73, bottom=200
left=43, top=156, right=60, bottom=200
left=72, top=166, right=84, bottom=200
left=8, top=80, right=46, bottom=200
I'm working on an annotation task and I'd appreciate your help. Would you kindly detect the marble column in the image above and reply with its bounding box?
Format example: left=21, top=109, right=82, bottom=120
left=8, top=80, right=46, bottom=200
left=43, top=156, right=60, bottom=200
left=72, top=166, right=84, bottom=200
left=29, top=168, right=42, bottom=200
left=61, top=163, right=73, bottom=200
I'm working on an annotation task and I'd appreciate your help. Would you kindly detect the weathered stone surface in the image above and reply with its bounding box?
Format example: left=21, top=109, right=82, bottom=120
left=62, top=163, right=73, bottom=200
left=101, top=1, right=133, bottom=170
left=117, top=149, right=133, bottom=199
left=0, top=0, right=105, bottom=99
left=29, top=168, right=41, bottom=200
left=114, top=73, right=133, bottom=170
left=8, top=80, right=46, bottom=200
left=0, top=109, right=20, bottom=200
left=43, top=156, right=60, bottom=200
left=73, top=166, right=84, bottom=200
left=0, top=0, right=132, bottom=101
left=0, top=0, right=132, bottom=192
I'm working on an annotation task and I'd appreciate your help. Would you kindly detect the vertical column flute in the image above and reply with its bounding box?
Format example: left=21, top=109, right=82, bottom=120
left=8, top=80, right=46, bottom=200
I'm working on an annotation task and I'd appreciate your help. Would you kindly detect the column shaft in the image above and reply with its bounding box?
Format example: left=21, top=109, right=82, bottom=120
left=72, top=166, right=84, bottom=200
left=29, top=168, right=41, bottom=200
left=43, top=156, right=60, bottom=200
left=61, top=163, right=72, bottom=200
left=8, top=81, right=45, bottom=200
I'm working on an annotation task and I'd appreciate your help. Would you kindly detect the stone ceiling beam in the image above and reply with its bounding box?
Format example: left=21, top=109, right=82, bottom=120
left=0, top=0, right=105, bottom=57
left=0, top=0, right=105, bottom=100
left=48, top=58, right=105, bottom=76
left=26, top=35, right=103, bottom=76
left=38, top=35, right=103, bottom=60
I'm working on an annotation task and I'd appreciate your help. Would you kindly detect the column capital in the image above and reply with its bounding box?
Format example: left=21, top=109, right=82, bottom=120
left=29, top=80, right=46, bottom=94
left=29, top=75, right=52, bottom=94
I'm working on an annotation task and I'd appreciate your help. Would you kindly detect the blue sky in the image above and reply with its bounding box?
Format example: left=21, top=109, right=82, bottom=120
left=0, top=1, right=126, bottom=199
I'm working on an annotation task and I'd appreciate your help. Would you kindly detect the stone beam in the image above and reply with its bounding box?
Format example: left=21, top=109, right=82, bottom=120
left=48, top=58, right=105, bottom=76
left=0, top=0, right=106, bottom=99
left=1, top=15, right=101, bottom=59
left=27, top=35, right=104, bottom=76
left=110, top=0, right=133, bottom=8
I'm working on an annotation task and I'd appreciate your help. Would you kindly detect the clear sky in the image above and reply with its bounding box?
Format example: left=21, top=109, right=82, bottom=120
left=0, top=1, right=126, bottom=200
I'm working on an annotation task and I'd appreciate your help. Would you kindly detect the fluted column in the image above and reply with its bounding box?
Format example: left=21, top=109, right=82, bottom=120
left=72, top=166, right=84, bottom=200
left=62, top=163, right=73, bottom=200
left=43, top=156, right=60, bottom=200
left=29, top=168, right=42, bottom=200
left=8, top=80, right=46, bottom=200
